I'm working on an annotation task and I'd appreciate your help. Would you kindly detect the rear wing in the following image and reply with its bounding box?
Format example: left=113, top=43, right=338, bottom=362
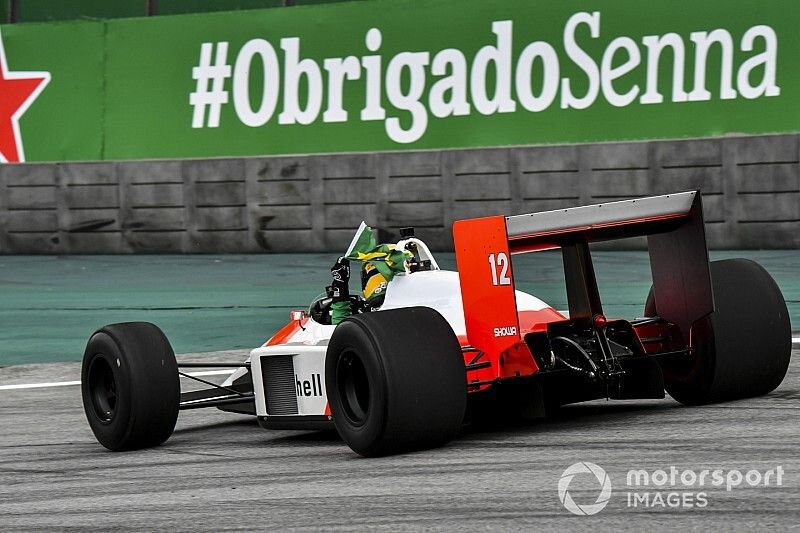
left=453, top=191, right=712, bottom=356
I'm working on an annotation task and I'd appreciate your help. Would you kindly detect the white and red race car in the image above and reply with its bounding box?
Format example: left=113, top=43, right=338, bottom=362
left=81, top=191, right=791, bottom=456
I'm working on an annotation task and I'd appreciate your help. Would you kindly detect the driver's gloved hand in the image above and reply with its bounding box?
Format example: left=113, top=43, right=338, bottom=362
left=329, top=257, right=350, bottom=302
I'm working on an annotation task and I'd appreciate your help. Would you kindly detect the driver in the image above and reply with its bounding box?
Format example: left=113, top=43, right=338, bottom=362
left=328, top=256, right=389, bottom=324
left=326, top=223, right=410, bottom=325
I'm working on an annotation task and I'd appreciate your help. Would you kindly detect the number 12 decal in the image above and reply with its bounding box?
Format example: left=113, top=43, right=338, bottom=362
left=488, top=252, right=511, bottom=286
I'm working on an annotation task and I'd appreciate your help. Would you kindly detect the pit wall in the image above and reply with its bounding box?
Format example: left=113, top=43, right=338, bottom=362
left=1, top=134, right=797, bottom=253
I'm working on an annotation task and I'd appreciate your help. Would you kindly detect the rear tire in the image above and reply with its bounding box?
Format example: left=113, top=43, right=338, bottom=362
left=325, top=307, right=466, bottom=456
left=647, top=259, right=791, bottom=405
left=81, top=322, right=180, bottom=451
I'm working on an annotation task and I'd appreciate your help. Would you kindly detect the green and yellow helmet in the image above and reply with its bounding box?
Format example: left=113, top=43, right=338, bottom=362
left=345, top=221, right=413, bottom=308
left=361, top=262, right=388, bottom=306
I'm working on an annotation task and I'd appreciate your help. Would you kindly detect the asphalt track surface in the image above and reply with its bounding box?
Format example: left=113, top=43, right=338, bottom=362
left=1, top=347, right=798, bottom=530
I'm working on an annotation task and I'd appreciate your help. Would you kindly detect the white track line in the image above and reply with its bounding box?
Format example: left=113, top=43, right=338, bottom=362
left=0, top=369, right=235, bottom=391
left=0, top=380, right=81, bottom=391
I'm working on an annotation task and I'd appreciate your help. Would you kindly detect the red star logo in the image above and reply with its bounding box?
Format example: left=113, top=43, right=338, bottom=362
left=0, top=29, right=50, bottom=163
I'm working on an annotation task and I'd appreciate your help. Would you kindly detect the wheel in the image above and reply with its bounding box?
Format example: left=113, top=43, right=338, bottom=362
left=81, top=322, right=180, bottom=451
left=646, top=259, right=791, bottom=405
left=325, top=307, right=466, bottom=456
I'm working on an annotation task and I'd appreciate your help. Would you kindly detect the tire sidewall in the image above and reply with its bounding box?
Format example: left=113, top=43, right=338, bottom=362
left=81, top=332, right=135, bottom=450
left=325, top=307, right=466, bottom=457
left=325, top=320, right=389, bottom=456
left=81, top=322, right=179, bottom=451
left=662, top=316, right=717, bottom=405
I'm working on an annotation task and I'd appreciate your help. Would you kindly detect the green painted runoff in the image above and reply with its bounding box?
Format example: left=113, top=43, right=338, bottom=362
left=0, top=251, right=796, bottom=365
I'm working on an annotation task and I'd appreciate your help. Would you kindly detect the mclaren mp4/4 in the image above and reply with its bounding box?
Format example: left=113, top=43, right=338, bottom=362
left=81, top=191, right=791, bottom=456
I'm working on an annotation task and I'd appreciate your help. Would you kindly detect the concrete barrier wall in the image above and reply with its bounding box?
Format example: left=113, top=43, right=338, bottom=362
left=0, top=133, right=798, bottom=253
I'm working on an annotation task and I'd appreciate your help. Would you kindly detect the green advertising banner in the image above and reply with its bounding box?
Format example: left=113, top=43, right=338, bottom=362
left=0, top=0, right=798, bottom=162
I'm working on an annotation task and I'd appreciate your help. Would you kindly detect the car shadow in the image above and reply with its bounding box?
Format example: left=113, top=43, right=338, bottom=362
left=265, top=430, right=341, bottom=444
left=172, top=417, right=258, bottom=436
left=463, top=398, right=678, bottom=436
left=170, top=398, right=681, bottom=443
left=172, top=415, right=342, bottom=445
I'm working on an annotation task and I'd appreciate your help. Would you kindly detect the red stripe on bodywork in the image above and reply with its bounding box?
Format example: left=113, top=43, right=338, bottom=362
left=265, top=319, right=305, bottom=346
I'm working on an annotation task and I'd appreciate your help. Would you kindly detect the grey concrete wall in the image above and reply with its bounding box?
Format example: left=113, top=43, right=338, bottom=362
left=0, top=133, right=798, bottom=253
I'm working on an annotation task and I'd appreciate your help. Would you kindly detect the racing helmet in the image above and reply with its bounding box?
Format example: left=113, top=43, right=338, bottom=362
left=361, top=262, right=388, bottom=307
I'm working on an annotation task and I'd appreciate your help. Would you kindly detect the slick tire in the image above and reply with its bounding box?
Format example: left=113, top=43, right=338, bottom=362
left=81, top=322, right=180, bottom=451
left=325, top=307, right=466, bottom=457
left=646, top=259, right=791, bottom=405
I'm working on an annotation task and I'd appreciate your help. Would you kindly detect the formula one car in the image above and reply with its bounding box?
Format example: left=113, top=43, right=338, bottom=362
left=81, top=191, right=791, bottom=456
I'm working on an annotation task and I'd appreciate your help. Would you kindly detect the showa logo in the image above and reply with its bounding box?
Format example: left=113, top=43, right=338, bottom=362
left=558, top=462, right=785, bottom=514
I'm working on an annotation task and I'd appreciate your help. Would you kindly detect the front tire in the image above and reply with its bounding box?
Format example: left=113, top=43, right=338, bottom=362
left=81, top=322, right=180, bottom=451
left=648, top=259, right=791, bottom=405
left=325, top=307, right=466, bottom=456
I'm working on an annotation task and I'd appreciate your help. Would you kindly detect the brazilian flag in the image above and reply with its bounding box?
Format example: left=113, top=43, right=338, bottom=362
left=344, top=222, right=411, bottom=282
left=331, top=222, right=412, bottom=325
